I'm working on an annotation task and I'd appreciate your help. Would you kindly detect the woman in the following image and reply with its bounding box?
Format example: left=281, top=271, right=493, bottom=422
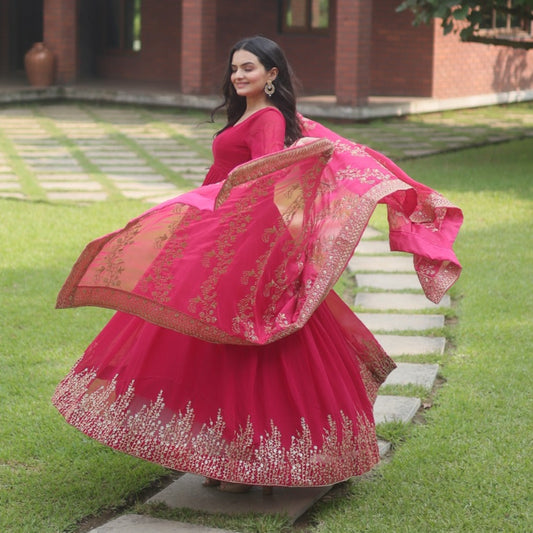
left=53, top=36, right=462, bottom=492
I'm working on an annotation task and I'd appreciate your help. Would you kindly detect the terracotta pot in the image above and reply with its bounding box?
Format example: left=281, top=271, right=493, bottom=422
left=24, top=42, right=55, bottom=87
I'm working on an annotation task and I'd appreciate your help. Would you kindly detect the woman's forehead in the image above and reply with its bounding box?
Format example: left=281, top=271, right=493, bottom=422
left=231, top=49, right=261, bottom=66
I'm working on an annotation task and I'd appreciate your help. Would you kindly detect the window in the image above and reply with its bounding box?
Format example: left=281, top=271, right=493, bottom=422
left=105, top=0, right=142, bottom=51
left=478, top=0, right=531, bottom=36
left=281, top=0, right=330, bottom=33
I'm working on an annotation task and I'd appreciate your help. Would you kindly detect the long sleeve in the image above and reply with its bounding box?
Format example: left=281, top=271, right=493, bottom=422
left=246, top=108, right=286, bottom=158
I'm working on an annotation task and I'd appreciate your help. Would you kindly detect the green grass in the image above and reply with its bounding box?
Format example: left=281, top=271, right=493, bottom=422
left=310, top=139, right=533, bottom=532
left=0, top=199, right=168, bottom=532
left=1, top=126, right=532, bottom=531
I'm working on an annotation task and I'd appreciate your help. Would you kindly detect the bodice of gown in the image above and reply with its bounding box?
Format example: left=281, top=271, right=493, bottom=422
left=203, top=107, right=285, bottom=185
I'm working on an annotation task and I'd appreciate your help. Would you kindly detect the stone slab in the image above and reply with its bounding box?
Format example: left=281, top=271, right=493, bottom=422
left=40, top=181, right=103, bottom=190
left=36, top=173, right=92, bottom=181
left=355, top=292, right=450, bottom=310
left=150, top=150, right=202, bottom=158
left=383, top=363, right=439, bottom=390
left=375, top=334, right=446, bottom=356
left=361, top=226, right=381, bottom=239
left=24, top=158, right=79, bottom=165
left=88, top=157, right=145, bottom=165
left=113, top=181, right=177, bottom=191
left=99, top=165, right=153, bottom=173
left=347, top=255, right=414, bottom=273
left=108, top=173, right=166, bottom=182
left=357, top=313, right=444, bottom=332
left=147, top=474, right=331, bottom=523
left=83, top=151, right=141, bottom=157
left=0, top=192, right=24, bottom=199
left=356, top=273, right=421, bottom=290
left=354, top=240, right=390, bottom=254
left=158, top=158, right=209, bottom=165
left=74, top=140, right=121, bottom=147
left=89, top=514, right=236, bottom=533
left=373, top=395, right=421, bottom=425
left=0, top=182, right=20, bottom=189
left=170, top=165, right=211, bottom=173
left=30, top=165, right=84, bottom=172
left=122, top=190, right=178, bottom=200
left=146, top=193, right=186, bottom=204
left=47, top=191, right=108, bottom=201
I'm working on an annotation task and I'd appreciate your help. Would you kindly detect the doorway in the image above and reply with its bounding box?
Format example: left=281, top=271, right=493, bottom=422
left=7, top=0, right=43, bottom=74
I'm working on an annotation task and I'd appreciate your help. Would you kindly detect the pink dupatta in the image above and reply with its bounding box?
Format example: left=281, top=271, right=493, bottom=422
left=57, top=118, right=462, bottom=345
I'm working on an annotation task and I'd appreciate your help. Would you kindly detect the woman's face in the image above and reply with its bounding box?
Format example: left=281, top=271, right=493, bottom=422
left=230, top=49, right=277, bottom=100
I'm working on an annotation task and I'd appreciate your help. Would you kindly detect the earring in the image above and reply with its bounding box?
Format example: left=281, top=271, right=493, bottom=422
left=264, top=81, right=275, bottom=97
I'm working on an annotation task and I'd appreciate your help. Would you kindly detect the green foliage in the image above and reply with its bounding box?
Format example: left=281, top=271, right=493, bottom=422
left=397, top=0, right=533, bottom=48
left=375, top=421, right=412, bottom=447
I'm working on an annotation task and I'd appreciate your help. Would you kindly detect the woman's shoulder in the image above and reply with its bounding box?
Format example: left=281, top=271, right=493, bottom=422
left=241, top=106, right=285, bottom=127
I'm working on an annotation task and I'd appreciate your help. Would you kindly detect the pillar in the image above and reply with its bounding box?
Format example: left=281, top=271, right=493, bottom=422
left=335, top=0, right=372, bottom=106
left=43, top=0, right=78, bottom=84
left=181, top=0, right=217, bottom=94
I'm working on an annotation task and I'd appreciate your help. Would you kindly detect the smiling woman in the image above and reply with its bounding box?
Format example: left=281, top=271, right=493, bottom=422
left=230, top=49, right=278, bottom=119
left=52, top=36, right=462, bottom=495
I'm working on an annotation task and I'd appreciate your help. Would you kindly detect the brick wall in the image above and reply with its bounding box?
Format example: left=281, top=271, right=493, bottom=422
left=335, top=0, right=372, bottom=104
left=371, top=0, right=434, bottom=97
left=180, top=0, right=216, bottom=94
left=97, top=0, right=181, bottom=84
left=432, top=24, right=533, bottom=98
left=215, top=0, right=336, bottom=96
left=99, top=0, right=336, bottom=95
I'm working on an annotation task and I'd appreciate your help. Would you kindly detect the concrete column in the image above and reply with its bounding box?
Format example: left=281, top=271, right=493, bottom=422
left=335, top=0, right=372, bottom=106
left=181, top=0, right=217, bottom=94
left=43, top=0, right=78, bottom=84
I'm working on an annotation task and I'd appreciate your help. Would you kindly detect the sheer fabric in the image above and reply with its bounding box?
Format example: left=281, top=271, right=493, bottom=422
left=52, top=111, right=462, bottom=486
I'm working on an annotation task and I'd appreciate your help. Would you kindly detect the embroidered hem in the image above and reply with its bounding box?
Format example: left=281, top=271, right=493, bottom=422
left=52, top=367, right=381, bottom=487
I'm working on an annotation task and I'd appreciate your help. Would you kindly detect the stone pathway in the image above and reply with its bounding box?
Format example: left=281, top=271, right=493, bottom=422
left=0, top=105, right=213, bottom=204
left=0, top=103, right=463, bottom=532
left=1, top=102, right=531, bottom=204
left=87, top=226, right=451, bottom=533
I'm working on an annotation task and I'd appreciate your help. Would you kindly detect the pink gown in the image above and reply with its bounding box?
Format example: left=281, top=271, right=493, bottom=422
left=52, top=107, right=463, bottom=487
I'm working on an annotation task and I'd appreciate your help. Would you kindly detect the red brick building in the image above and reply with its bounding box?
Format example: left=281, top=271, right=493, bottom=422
left=1, top=0, right=532, bottom=105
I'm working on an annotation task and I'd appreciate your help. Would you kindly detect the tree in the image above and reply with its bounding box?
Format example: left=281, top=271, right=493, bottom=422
left=397, top=0, right=533, bottom=49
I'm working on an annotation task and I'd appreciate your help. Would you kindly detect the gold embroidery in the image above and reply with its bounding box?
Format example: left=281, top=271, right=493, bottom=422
left=92, top=222, right=142, bottom=288
left=215, top=138, right=334, bottom=207
left=333, top=139, right=368, bottom=157
left=137, top=206, right=202, bottom=303
left=53, top=367, right=380, bottom=486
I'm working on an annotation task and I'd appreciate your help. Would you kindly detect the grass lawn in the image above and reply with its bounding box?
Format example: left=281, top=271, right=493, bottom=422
left=1, top=134, right=532, bottom=531
left=312, top=138, right=533, bottom=532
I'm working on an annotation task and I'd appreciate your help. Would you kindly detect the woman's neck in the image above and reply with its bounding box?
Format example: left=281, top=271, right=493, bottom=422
left=244, top=95, right=272, bottom=116
left=234, top=97, right=273, bottom=125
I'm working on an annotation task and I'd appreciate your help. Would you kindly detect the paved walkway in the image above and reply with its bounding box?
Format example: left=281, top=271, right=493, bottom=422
left=88, top=224, right=450, bottom=533
left=0, top=102, right=532, bottom=204
left=1, top=103, right=529, bottom=532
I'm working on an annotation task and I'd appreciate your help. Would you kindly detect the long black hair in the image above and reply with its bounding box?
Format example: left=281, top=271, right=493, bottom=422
left=211, top=36, right=302, bottom=145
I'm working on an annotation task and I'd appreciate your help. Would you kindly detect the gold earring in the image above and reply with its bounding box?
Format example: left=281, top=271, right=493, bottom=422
left=264, top=81, right=275, bottom=97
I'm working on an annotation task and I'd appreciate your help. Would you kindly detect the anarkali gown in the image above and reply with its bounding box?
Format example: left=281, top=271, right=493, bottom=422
left=52, top=107, right=463, bottom=487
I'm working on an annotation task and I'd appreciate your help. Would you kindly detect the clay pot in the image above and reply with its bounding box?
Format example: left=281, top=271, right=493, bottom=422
left=24, top=42, right=55, bottom=87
